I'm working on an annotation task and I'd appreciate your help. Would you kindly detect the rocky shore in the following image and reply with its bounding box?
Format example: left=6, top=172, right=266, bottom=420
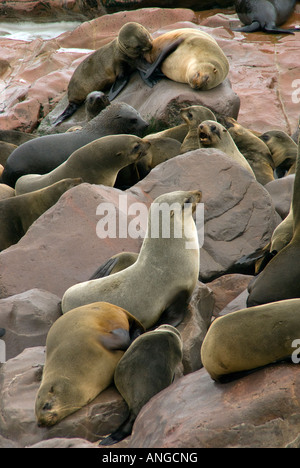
left=0, top=2, right=300, bottom=449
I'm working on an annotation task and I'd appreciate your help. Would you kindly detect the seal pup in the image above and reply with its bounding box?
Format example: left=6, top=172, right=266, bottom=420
left=247, top=129, right=300, bottom=306
left=144, top=28, right=229, bottom=91
left=2, top=102, right=149, bottom=188
left=0, top=178, right=82, bottom=252
left=179, top=106, right=217, bottom=154
left=99, top=325, right=183, bottom=445
left=198, top=120, right=256, bottom=176
left=233, top=0, right=298, bottom=34
left=61, top=190, right=202, bottom=330
left=35, top=302, right=145, bottom=427
left=261, top=130, right=298, bottom=178
left=220, top=117, right=275, bottom=185
left=201, top=299, right=300, bottom=382
left=15, top=135, right=151, bottom=195
left=54, top=23, right=153, bottom=125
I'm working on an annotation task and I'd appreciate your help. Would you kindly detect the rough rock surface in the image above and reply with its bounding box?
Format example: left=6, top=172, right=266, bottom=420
left=129, top=364, right=300, bottom=448
left=0, top=289, right=61, bottom=360
left=128, top=149, right=281, bottom=282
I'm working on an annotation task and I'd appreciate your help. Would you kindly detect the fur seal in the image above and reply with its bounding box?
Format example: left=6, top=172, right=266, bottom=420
left=114, top=135, right=181, bottom=190
left=233, top=0, right=298, bottom=34
left=15, top=135, right=151, bottom=195
left=2, top=102, right=149, bottom=188
left=220, top=117, right=275, bottom=185
left=61, top=190, right=202, bottom=329
left=0, top=178, right=82, bottom=252
left=35, top=302, right=145, bottom=427
left=0, top=183, right=15, bottom=201
left=99, top=325, right=183, bottom=445
left=201, top=299, right=300, bottom=382
left=54, top=23, right=153, bottom=125
left=198, top=120, right=256, bottom=176
left=247, top=129, right=300, bottom=306
left=179, top=106, right=217, bottom=154
left=145, top=28, right=229, bottom=91
left=261, top=130, right=297, bottom=178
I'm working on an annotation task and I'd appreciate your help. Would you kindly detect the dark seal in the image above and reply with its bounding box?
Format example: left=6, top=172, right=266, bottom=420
left=2, top=102, right=149, bottom=188
left=233, top=0, right=298, bottom=34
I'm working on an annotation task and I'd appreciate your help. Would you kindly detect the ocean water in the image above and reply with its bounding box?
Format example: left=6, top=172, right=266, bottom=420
left=0, top=21, right=81, bottom=41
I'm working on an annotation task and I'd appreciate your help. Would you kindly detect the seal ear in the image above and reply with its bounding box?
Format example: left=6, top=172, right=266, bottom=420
left=213, top=67, right=218, bottom=74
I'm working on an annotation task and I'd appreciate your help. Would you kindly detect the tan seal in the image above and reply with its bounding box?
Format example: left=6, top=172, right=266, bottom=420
left=0, top=178, right=82, bottom=252
left=180, top=105, right=217, bottom=154
left=247, top=129, right=300, bottom=307
left=220, top=117, right=275, bottom=185
left=100, top=324, right=183, bottom=445
left=61, top=190, right=202, bottom=330
left=261, top=130, right=297, bottom=178
left=201, top=299, right=300, bottom=382
left=145, top=28, right=229, bottom=91
left=35, top=302, right=145, bottom=427
left=54, top=22, right=153, bottom=125
left=198, top=120, right=255, bottom=176
left=15, top=135, right=151, bottom=195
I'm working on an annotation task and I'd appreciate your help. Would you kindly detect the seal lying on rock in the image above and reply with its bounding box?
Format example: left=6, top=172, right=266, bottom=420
left=2, top=102, right=149, bottom=188
left=144, top=28, right=229, bottom=91
left=15, top=135, right=151, bottom=195
left=201, top=299, right=300, bottom=382
left=54, top=22, right=154, bottom=125
left=61, top=190, right=202, bottom=330
left=35, top=302, right=144, bottom=427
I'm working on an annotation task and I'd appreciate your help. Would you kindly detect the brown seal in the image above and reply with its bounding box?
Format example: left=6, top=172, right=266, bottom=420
left=35, top=302, right=144, bottom=427
left=180, top=105, right=217, bottom=154
left=54, top=22, right=153, bottom=125
left=220, top=117, right=275, bottom=185
left=261, top=130, right=298, bottom=178
left=2, top=102, right=149, bottom=188
left=201, top=299, right=300, bottom=382
left=198, top=120, right=255, bottom=176
left=15, top=135, right=151, bottom=195
left=61, top=190, right=202, bottom=330
left=247, top=128, right=300, bottom=307
left=145, top=28, right=229, bottom=91
left=0, top=178, right=82, bottom=252
left=99, top=325, right=183, bottom=445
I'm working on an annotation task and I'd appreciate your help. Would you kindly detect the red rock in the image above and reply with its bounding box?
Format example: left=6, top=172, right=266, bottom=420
left=129, top=364, right=300, bottom=448
left=0, top=289, right=61, bottom=360
left=0, top=346, right=128, bottom=447
left=0, top=184, right=144, bottom=299
left=207, top=273, right=253, bottom=319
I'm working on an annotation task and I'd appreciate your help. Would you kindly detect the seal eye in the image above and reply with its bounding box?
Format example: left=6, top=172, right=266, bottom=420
left=211, top=125, right=217, bottom=132
left=261, top=134, right=270, bottom=142
left=187, top=111, right=193, bottom=120
left=130, top=118, right=138, bottom=125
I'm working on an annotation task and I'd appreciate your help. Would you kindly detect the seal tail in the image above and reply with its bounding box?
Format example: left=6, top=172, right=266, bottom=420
left=98, top=414, right=135, bottom=446
left=53, top=102, right=80, bottom=126
left=232, top=21, right=261, bottom=33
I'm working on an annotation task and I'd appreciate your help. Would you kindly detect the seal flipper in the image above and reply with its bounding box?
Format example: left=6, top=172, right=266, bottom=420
left=99, top=413, right=135, bottom=446
left=107, top=73, right=131, bottom=101
left=264, top=27, right=296, bottom=35
left=53, top=102, right=81, bottom=126
left=98, top=328, right=131, bottom=351
left=232, top=21, right=260, bottom=33
left=137, top=37, right=185, bottom=87
left=88, top=257, right=119, bottom=280
left=151, top=290, right=191, bottom=329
